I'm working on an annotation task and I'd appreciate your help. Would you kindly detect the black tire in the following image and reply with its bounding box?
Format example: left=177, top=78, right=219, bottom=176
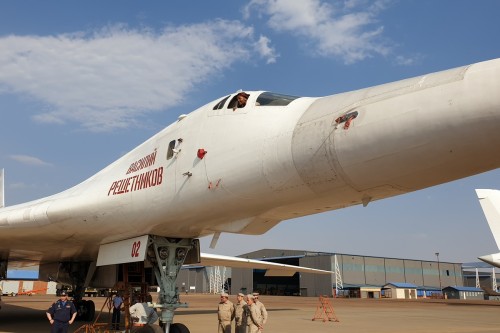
left=171, top=323, right=190, bottom=333
left=86, top=300, right=95, bottom=321
left=75, top=300, right=86, bottom=321
left=75, top=299, right=95, bottom=321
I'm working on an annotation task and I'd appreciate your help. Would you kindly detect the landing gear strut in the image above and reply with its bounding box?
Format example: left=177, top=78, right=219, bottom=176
left=147, top=236, right=200, bottom=333
left=58, top=262, right=96, bottom=322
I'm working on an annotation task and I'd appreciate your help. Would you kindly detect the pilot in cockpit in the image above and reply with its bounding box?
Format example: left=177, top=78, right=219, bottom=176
left=233, top=92, right=250, bottom=111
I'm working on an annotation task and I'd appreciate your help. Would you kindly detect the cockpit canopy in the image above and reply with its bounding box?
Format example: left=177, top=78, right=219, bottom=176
left=212, top=91, right=300, bottom=111
left=255, top=92, right=299, bottom=106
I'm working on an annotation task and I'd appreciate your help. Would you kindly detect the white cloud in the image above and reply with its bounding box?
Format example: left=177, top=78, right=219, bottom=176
left=9, top=155, right=52, bottom=166
left=255, top=35, right=279, bottom=64
left=0, top=21, right=275, bottom=131
left=394, top=54, right=424, bottom=66
left=245, top=0, right=391, bottom=64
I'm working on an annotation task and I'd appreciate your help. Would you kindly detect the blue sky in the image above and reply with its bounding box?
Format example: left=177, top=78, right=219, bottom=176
left=1, top=0, right=500, bottom=267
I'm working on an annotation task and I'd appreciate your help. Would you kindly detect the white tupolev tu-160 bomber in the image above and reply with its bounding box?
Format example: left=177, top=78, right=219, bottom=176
left=1, top=58, right=500, bottom=332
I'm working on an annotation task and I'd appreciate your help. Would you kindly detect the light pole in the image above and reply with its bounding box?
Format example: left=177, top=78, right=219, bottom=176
left=435, top=252, right=442, bottom=297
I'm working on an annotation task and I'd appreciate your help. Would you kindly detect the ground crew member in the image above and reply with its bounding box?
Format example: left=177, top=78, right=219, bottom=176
left=129, top=298, right=159, bottom=330
left=46, top=291, right=77, bottom=333
left=234, top=293, right=247, bottom=333
left=245, top=294, right=263, bottom=333
left=217, top=292, right=235, bottom=333
left=112, top=292, right=123, bottom=330
left=253, top=292, right=268, bottom=326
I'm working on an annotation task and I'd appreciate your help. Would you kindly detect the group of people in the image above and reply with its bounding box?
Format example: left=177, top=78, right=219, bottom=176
left=45, top=289, right=267, bottom=333
left=46, top=291, right=157, bottom=332
left=218, top=292, right=268, bottom=333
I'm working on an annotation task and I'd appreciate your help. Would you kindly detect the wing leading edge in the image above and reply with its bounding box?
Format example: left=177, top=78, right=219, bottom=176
left=197, top=253, right=333, bottom=277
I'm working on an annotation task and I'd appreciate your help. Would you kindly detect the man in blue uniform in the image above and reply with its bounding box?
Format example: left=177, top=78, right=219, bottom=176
left=46, top=291, right=77, bottom=333
left=112, top=292, right=124, bottom=330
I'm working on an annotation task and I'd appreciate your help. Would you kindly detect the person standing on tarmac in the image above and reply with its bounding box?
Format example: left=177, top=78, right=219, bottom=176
left=112, top=292, right=123, bottom=330
left=217, top=292, right=235, bottom=333
left=245, top=294, right=263, bottom=333
left=253, top=292, right=268, bottom=327
left=234, top=293, right=247, bottom=333
left=46, top=291, right=77, bottom=333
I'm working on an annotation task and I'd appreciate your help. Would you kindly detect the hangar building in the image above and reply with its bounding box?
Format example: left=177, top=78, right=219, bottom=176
left=178, top=249, right=464, bottom=298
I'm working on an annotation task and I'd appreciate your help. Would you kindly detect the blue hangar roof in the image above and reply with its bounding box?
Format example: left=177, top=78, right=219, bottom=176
left=443, top=286, right=484, bottom=292
left=383, top=282, right=418, bottom=289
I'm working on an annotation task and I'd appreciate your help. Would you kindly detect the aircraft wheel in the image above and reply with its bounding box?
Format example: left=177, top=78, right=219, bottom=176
left=75, top=299, right=95, bottom=321
left=75, top=300, right=85, bottom=321
left=86, top=300, right=95, bottom=321
left=171, top=323, right=190, bottom=333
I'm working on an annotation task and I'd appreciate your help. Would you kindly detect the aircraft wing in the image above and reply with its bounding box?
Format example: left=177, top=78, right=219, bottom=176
left=476, top=189, right=500, bottom=268
left=462, top=261, right=497, bottom=269
left=476, top=189, right=500, bottom=249
left=196, top=253, right=333, bottom=277
left=477, top=252, right=500, bottom=268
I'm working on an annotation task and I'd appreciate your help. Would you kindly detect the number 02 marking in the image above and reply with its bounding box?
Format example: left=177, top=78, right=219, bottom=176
left=131, top=241, right=141, bottom=257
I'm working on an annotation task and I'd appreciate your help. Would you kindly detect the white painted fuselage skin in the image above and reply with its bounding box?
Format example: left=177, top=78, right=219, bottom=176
left=2, top=58, right=500, bottom=265
left=476, top=189, right=500, bottom=268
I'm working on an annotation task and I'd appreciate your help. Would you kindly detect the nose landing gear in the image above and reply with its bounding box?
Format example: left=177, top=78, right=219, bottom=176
left=147, top=236, right=200, bottom=333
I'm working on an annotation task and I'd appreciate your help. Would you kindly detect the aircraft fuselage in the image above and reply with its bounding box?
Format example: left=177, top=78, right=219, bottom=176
left=2, top=58, right=500, bottom=264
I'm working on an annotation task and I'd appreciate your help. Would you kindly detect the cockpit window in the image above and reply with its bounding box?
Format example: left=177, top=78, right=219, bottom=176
left=227, top=92, right=250, bottom=110
left=213, top=95, right=230, bottom=110
left=167, top=140, right=176, bottom=160
left=227, top=95, right=239, bottom=109
left=256, top=92, right=300, bottom=106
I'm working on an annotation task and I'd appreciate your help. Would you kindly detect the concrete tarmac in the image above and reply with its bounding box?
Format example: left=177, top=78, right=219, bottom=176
left=1, top=294, right=499, bottom=333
